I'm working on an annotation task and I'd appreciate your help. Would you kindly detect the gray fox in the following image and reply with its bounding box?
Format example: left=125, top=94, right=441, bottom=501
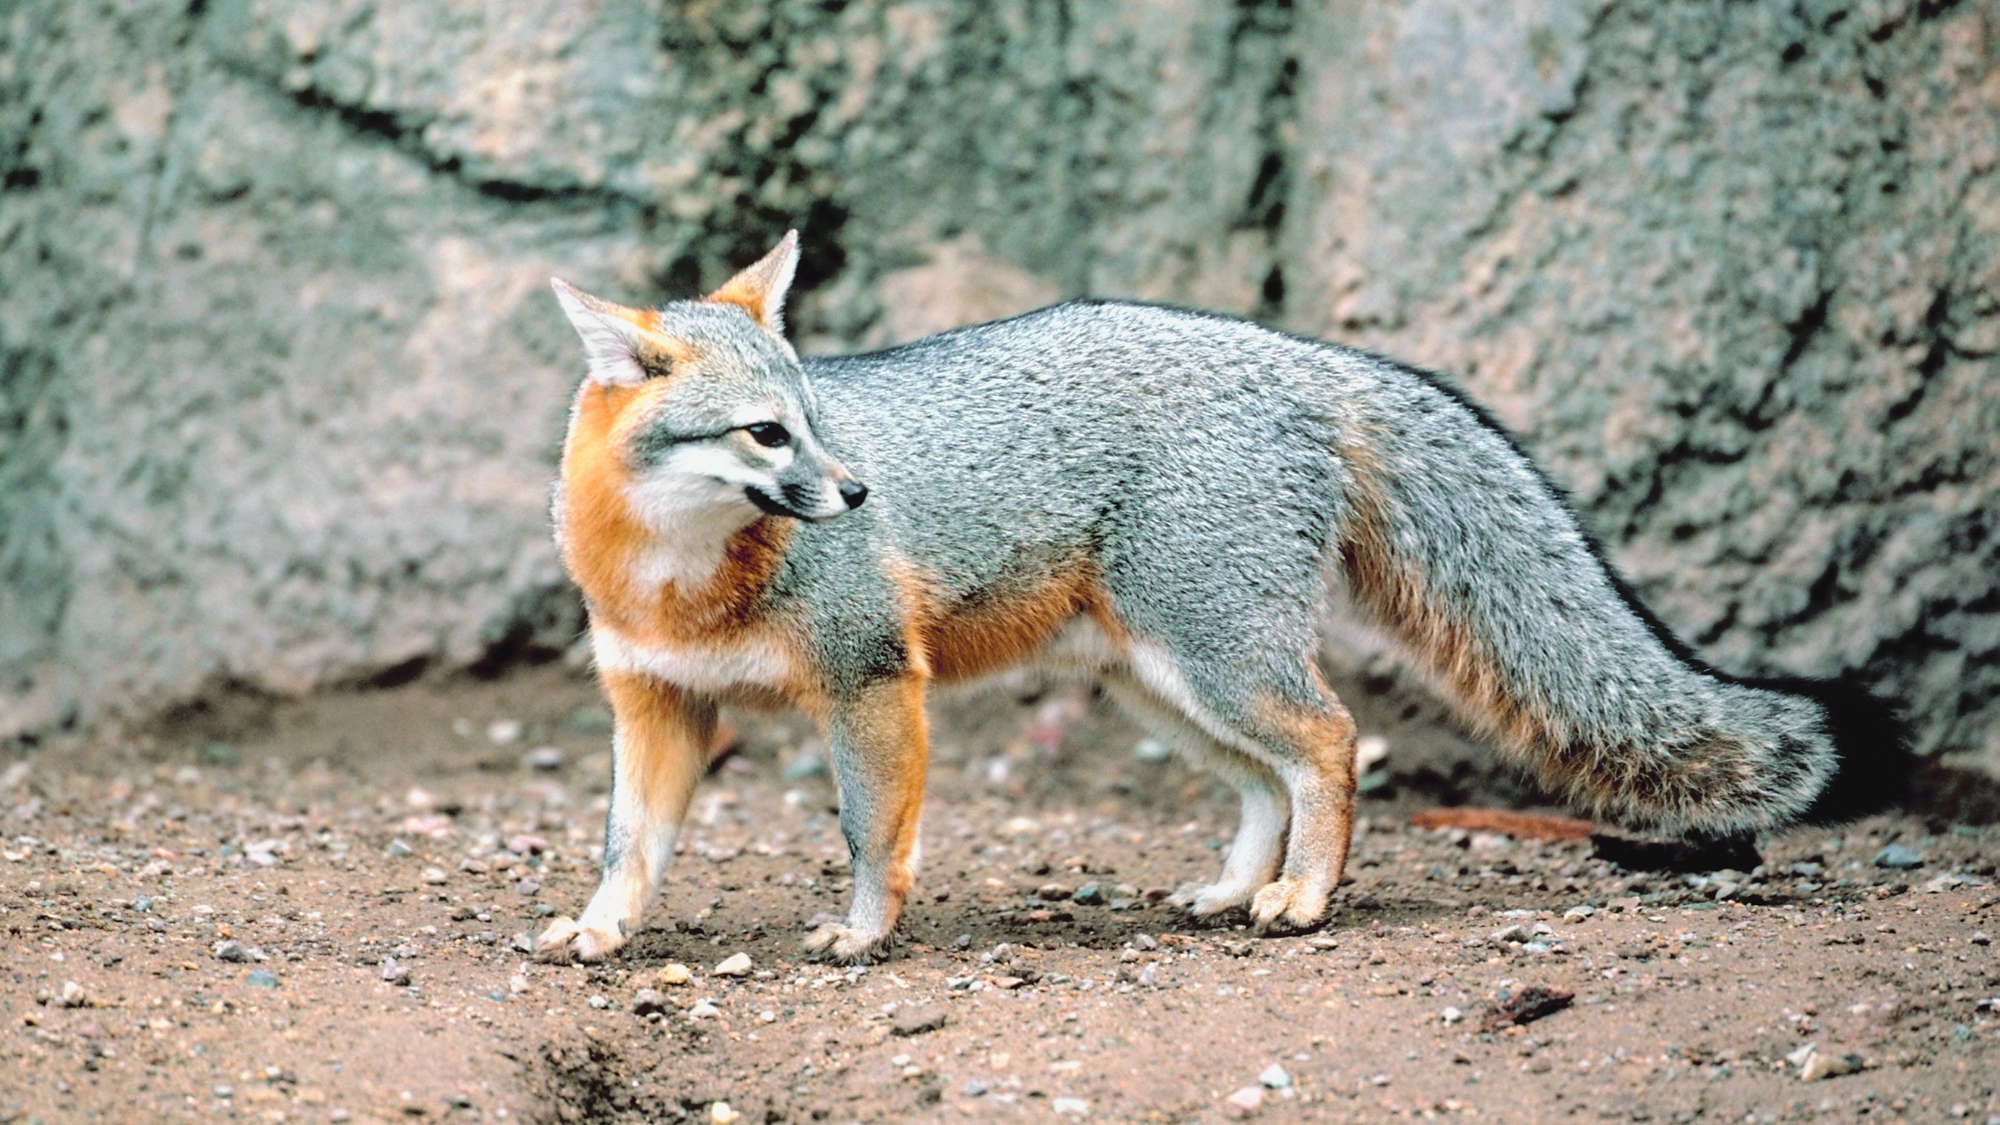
left=535, top=232, right=1904, bottom=963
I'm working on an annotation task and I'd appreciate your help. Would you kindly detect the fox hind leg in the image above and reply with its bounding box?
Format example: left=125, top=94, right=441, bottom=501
left=1102, top=675, right=1288, bottom=919
left=1242, top=670, right=1359, bottom=933
left=803, top=675, right=930, bottom=963
left=538, top=672, right=715, bottom=962
left=1118, top=642, right=1357, bottom=933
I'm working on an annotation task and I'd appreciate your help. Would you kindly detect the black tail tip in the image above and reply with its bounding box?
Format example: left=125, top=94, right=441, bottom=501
left=1785, top=677, right=1916, bottom=825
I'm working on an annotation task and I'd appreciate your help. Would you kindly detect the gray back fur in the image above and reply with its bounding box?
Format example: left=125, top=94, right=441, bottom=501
left=707, top=300, right=1840, bottom=833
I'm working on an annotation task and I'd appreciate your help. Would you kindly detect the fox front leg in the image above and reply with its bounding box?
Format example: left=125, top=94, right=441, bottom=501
left=803, top=676, right=929, bottom=963
left=538, top=673, right=715, bottom=962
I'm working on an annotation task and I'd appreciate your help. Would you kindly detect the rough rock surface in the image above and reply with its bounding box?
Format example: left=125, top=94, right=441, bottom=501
left=1, top=0, right=1994, bottom=768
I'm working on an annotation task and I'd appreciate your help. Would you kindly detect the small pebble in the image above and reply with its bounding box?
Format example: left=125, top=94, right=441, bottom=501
left=516, top=879, right=542, bottom=896
left=246, top=970, right=278, bottom=989
left=631, top=988, right=669, bottom=1016
left=1258, top=1064, right=1291, bottom=1089
left=587, top=995, right=610, bottom=1010
left=688, top=1001, right=721, bottom=1020
left=1224, top=1086, right=1264, bottom=1117
left=781, top=751, right=828, bottom=780
left=58, top=981, right=88, bottom=1008
left=962, top=1079, right=991, bottom=1097
left=1052, top=1097, right=1088, bottom=1116
left=213, top=940, right=267, bottom=964
left=487, top=719, right=523, bottom=746
left=713, top=952, right=753, bottom=977
left=422, top=867, right=449, bottom=885
left=521, top=746, right=564, bottom=771
left=709, top=1102, right=738, bottom=1125
left=1072, top=882, right=1107, bottom=906
left=1800, top=1051, right=1864, bottom=1081
left=387, top=839, right=415, bottom=858
left=1036, top=883, right=1074, bottom=902
left=658, top=963, right=693, bottom=986
left=891, top=1003, right=949, bottom=1036
left=380, top=958, right=412, bottom=986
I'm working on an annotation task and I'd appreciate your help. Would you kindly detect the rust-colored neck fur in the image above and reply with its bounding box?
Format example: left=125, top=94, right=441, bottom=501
left=558, top=381, right=792, bottom=645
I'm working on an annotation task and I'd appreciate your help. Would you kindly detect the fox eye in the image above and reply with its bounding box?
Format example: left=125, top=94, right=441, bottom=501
left=744, top=422, right=791, bottom=448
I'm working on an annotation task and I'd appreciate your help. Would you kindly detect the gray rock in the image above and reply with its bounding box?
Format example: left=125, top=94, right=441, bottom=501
left=1071, top=882, right=1107, bottom=906
left=1873, top=844, right=1925, bottom=870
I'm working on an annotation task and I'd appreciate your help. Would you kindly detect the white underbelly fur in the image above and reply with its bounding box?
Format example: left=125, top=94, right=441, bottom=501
left=591, top=625, right=797, bottom=694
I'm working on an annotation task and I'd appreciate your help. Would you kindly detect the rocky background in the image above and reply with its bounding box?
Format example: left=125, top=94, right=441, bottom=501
left=2, top=0, right=1995, bottom=773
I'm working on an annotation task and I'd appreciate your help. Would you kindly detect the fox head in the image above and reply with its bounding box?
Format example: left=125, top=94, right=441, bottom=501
left=550, top=232, right=866, bottom=545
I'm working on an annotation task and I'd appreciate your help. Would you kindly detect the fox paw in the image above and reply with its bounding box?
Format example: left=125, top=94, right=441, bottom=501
left=1168, top=881, right=1257, bottom=920
left=535, top=915, right=626, bottom=962
left=801, top=922, right=891, bottom=964
left=1249, top=879, right=1329, bottom=934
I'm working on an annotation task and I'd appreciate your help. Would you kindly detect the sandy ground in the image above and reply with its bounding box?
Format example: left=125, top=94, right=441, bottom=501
left=2, top=665, right=1997, bottom=1125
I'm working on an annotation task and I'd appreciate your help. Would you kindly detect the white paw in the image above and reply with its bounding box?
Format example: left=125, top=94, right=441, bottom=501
left=1168, top=880, right=1257, bottom=919
left=801, top=921, right=891, bottom=963
left=1249, top=878, right=1329, bottom=934
left=535, top=915, right=626, bottom=962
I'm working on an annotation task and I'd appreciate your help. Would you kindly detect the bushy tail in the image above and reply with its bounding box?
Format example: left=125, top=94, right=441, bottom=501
left=1331, top=375, right=1911, bottom=835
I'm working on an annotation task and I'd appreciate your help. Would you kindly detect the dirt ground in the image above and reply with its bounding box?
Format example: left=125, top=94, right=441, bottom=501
left=3, top=664, right=1997, bottom=1125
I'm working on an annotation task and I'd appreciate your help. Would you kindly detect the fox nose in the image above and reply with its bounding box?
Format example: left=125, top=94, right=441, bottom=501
left=839, top=480, right=869, bottom=510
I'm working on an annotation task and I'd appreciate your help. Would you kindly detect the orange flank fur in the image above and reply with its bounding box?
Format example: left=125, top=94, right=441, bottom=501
left=887, top=555, right=1127, bottom=683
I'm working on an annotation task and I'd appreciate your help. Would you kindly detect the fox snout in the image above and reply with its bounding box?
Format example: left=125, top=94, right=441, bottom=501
left=749, top=455, right=868, bottom=523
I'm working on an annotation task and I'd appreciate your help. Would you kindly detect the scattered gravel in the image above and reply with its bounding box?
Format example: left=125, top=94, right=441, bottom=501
left=3, top=667, right=1992, bottom=1125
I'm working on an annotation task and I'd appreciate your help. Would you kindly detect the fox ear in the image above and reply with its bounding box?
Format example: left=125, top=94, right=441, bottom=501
left=550, top=278, right=690, bottom=386
left=705, top=230, right=800, bottom=333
